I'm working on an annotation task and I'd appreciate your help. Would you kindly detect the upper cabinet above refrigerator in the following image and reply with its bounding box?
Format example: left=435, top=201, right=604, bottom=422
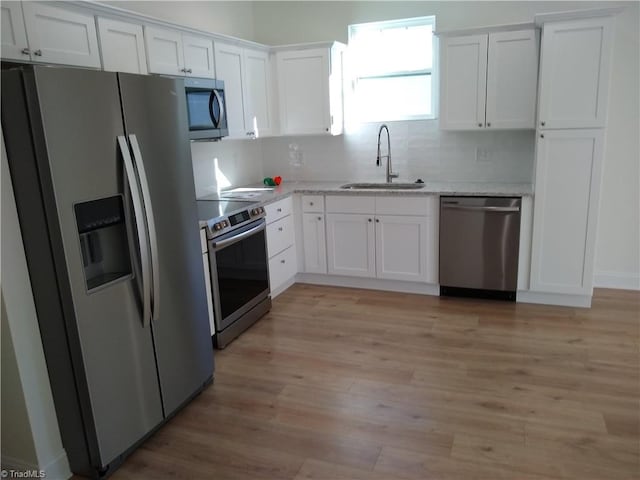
left=438, top=27, right=539, bottom=130
left=1, top=1, right=101, bottom=68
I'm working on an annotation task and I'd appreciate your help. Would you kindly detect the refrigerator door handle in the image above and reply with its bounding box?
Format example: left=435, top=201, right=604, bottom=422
left=128, top=134, right=160, bottom=324
left=118, top=135, right=152, bottom=327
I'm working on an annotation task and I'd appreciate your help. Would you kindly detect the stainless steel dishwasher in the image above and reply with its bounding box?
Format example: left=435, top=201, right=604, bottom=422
left=439, top=196, right=521, bottom=300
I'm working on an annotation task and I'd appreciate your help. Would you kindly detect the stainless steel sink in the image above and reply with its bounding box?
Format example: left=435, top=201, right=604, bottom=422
left=340, top=182, right=425, bottom=190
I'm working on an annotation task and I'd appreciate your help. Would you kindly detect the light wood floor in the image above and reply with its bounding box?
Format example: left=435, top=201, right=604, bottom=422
left=112, top=284, right=639, bottom=480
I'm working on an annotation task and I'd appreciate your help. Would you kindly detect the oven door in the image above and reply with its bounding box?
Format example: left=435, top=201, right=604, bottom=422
left=208, top=219, right=270, bottom=332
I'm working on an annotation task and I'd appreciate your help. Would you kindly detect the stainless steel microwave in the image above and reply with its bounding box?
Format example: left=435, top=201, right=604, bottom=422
left=184, top=77, right=228, bottom=141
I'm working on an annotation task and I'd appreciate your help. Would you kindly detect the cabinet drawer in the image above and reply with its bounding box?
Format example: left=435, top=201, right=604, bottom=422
left=302, top=195, right=324, bottom=212
left=269, top=245, right=297, bottom=293
left=375, top=196, right=431, bottom=216
left=266, top=215, right=294, bottom=258
left=326, top=195, right=375, bottom=214
left=264, top=196, right=292, bottom=223
left=200, top=228, right=208, bottom=254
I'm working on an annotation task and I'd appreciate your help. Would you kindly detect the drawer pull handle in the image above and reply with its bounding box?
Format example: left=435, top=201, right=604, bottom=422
left=280, top=259, right=286, bottom=264
left=375, top=218, right=379, bottom=223
left=278, top=227, right=283, bottom=231
left=368, top=218, right=372, bottom=222
left=309, top=202, right=314, bottom=206
left=277, top=208, right=282, bottom=212
left=317, top=216, right=322, bottom=221
left=33, top=49, right=42, bottom=56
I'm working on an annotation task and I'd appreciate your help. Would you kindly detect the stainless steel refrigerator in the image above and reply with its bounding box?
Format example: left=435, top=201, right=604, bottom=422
left=1, top=65, right=214, bottom=478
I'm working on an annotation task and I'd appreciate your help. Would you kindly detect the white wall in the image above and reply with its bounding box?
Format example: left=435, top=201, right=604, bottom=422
left=103, top=1, right=256, bottom=40
left=251, top=1, right=640, bottom=288
left=1, top=137, right=71, bottom=478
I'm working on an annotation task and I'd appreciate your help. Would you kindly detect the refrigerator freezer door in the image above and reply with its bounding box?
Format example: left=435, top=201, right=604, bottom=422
left=118, top=73, right=214, bottom=416
left=26, top=67, right=165, bottom=468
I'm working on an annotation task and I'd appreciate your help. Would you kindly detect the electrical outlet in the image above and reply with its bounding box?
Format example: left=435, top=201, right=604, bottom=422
left=476, top=148, right=490, bottom=162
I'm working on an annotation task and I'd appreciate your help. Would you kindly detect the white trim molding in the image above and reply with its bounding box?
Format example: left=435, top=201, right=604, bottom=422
left=594, top=271, right=640, bottom=290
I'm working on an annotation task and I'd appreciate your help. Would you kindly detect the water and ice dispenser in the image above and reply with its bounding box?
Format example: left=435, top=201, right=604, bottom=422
left=74, top=196, right=132, bottom=292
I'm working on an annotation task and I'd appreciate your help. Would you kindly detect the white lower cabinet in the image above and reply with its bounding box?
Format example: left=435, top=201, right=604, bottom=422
left=529, top=129, right=604, bottom=295
left=322, top=195, right=435, bottom=283
left=200, top=229, right=214, bottom=336
left=269, top=246, right=297, bottom=294
left=375, top=215, right=429, bottom=282
left=326, top=213, right=376, bottom=278
left=265, top=197, right=296, bottom=296
left=302, top=213, right=327, bottom=274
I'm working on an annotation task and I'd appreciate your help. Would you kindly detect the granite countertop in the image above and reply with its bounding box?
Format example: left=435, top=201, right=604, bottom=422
left=199, top=180, right=534, bottom=207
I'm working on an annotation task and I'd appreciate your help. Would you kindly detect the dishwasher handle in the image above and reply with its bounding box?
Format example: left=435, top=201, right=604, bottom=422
left=441, top=204, right=520, bottom=213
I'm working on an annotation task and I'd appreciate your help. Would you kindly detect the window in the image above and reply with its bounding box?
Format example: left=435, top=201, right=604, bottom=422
left=348, top=16, right=437, bottom=123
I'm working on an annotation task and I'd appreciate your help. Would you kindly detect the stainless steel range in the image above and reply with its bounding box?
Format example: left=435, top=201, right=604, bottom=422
left=197, top=199, right=271, bottom=348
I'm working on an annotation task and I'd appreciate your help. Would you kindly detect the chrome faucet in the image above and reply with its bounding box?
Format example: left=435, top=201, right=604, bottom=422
left=376, top=124, right=398, bottom=183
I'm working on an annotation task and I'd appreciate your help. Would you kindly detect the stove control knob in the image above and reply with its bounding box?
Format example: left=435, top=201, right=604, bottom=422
left=222, top=220, right=229, bottom=228
left=251, top=208, right=258, bottom=216
left=259, top=207, right=265, bottom=214
left=213, top=222, right=222, bottom=231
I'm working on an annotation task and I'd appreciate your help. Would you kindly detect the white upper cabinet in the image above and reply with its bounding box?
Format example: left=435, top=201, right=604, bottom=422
left=440, top=34, right=488, bottom=130
left=243, top=49, right=274, bottom=137
left=182, top=34, right=216, bottom=78
left=439, top=28, right=539, bottom=130
left=214, top=42, right=274, bottom=139
left=530, top=129, right=604, bottom=296
left=97, top=17, right=147, bottom=74
left=276, top=43, right=344, bottom=136
left=486, top=29, right=540, bottom=129
left=214, top=42, right=246, bottom=137
left=1, top=2, right=29, bottom=61
left=4, top=2, right=101, bottom=68
left=145, top=26, right=214, bottom=78
left=537, top=17, right=613, bottom=129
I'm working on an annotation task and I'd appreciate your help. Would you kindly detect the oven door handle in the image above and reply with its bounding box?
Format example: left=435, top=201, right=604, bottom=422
left=212, top=221, right=266, bottom=251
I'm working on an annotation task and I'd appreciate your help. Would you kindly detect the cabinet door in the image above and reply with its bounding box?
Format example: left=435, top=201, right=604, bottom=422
left=277, top=48, right=331, bottom=135
left=302, top=213, right=327, bottom=274
left=486, top=29, right=539, bottom=129
left=202, top=253, right=214, bottom=336
left=375, top=215, right=429, bottom=282
left=439, top=34, right=488, bottom=130
left=145, top=26, right=184, bottom=76
left=538, top=17, right=613, bottom=129
left=214, top=42, right=247, bottom=138
left=97, top=17, right=147, bottom=74
left=22, top=2, right=100, bottom=68
left=326, top=213, right=375, bottom=278
left=243, top=48, right=274, bottom=137
left=183, top=34, right=215, bottom=79
left=269, top=246, right=297, bottom=296
left=1, top=2, right=29, bottom=61
left=530, top=129, right=604, bottom=295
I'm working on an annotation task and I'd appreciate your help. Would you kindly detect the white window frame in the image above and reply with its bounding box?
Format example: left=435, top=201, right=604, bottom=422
left=347, top=15, right=438, bottom=123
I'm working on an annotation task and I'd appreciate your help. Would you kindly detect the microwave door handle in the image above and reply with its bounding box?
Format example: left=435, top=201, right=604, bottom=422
left=128, top=134, right=160, bottom=324
left=210, top=89, right=225, bottom=129
left=118, top=136, right=151, bottom=328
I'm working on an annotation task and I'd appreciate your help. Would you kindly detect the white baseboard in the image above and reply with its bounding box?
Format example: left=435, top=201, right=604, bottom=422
left=296, top=273, right=440, bottom=296
left=594, top=270, right=640, bottom=290
left=2, top=450, right=71, bottom=480
left=271, top=276, right=296, bottom=299
left=517, top=290, right=592, bottom=308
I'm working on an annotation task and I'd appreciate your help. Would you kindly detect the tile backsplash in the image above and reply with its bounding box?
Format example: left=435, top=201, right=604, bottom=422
left=190, top=120, right=535, bottom=196
left=260, top=120, right=535, bottom=185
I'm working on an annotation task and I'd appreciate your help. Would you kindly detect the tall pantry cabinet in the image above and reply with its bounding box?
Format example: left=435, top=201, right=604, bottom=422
left=527, top=13, right=616, bottom=306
